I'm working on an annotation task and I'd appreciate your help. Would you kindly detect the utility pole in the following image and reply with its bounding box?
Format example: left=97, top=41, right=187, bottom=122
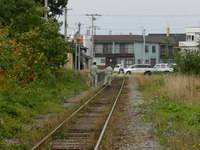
left=44, top=0, right=48, bottom=21
left=86, top=14, right=101, bottom=64
left=142, top=27, right=146, bottom=64
left=73, top=22, right=83, bottom=71
left=77, top=22, right=82, bottom=70
left=77, top=22, right=83, bottom=35
left=75, top=37, right=78, bottom=71
left=64, top=7, right=72, bottom=41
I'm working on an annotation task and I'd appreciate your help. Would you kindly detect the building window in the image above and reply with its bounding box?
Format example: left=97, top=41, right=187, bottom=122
left=120, top=44, right=128, bottom=53
left=145, top=45, right=149, bottom=53
left=117, top=57, right=134, bottom=67
left=95, top=44, right=103, bottom=53
left=152, top=46, right=156, bottom=53
left=125, top=58, right=134, bottom=67
left=101, top=59, right=105, bottom=63
left=187, top=35, right=195, bottom=41
left=192, top=36, right=194, bottom=41
left=103, top=44, right=112, bottom=53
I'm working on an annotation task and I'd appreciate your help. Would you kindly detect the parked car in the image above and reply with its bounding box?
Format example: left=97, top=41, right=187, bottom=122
left=152, top=63, right=173, bottom=73
left=124, top=64, right=152, bottom=75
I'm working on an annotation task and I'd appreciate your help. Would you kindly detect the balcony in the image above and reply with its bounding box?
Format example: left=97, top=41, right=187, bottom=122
left=179, top=41, right=198, bottom=47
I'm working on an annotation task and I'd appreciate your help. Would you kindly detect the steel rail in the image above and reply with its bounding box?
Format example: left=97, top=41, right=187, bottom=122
left=31, top=86, right=107, bottom=150
left=94, top=77, right=125, bottom=150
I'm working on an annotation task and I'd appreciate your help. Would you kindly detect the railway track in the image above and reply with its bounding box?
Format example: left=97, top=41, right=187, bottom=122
left=31, top=77, right=125, bottom=150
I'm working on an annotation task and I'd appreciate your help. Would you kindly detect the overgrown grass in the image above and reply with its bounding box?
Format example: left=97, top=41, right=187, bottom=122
left=135, top=74, right=200, bottom=150
left=0, top=69, right=89, bottom=149
left=164, top=74, right=200, bottom=104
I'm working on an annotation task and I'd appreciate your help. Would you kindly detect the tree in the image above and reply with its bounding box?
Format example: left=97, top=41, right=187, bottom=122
left=161, top=36, right=177, bottom=62
left=175, top=49, right=200, bottom=75
left=35, top=0, right=68, bottom=17
left=0, top=0, right=44, bottom=34
left=0, top=0, right=73, bottom=84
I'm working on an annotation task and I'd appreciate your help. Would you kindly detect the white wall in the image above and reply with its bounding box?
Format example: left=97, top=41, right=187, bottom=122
left=186, top=27, right=200, bottom=33
left=83, top=35, right=92, bottom=57
left=179, top=27, right=200, bottom=49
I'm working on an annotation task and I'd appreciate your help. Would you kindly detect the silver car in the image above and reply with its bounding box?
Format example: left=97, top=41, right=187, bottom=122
left=153, top=63, right=174, bottom=73
left=124, top=64, right=152, bottom=75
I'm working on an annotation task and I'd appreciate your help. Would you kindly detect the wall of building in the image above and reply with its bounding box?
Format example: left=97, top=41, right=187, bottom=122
left=185, top=27, right=200, bottom=33
left=179, top=27, right=200, bottom=50
left=83, top=35, right=93, bottom=69
left=134, top=42, right=159, bottom=64
left=94, top=41, right=159, bottom=67
left=95, top=57, right=105, bottom=66
left=134, top=42, right=143, bottom=64
left=66, top=53, right=73, bottom=69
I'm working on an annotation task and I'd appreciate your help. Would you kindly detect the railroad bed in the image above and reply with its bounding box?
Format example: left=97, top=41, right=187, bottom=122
left=31, top=77, right=125, bottom=150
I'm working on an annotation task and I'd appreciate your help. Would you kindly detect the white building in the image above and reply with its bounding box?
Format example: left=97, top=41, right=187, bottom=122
left=179, top=27, right=200, bottom=50
left=83, top=35, right=93, bottom=69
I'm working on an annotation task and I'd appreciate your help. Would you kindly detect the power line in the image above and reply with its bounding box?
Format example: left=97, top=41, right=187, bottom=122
left=68, top=14, right=200, bottom=17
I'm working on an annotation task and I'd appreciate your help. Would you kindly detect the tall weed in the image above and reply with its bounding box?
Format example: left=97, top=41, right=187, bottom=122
left=135, top=74, right=200, bottom=149
left=164, top=74, right=200, bottom=104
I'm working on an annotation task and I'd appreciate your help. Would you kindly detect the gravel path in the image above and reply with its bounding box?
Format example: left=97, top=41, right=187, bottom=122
left=113, top=76, right=162, bottom=150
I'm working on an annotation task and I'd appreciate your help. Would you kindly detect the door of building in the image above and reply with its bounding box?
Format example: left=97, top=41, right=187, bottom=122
left=151, top=58, right=156, bottom=67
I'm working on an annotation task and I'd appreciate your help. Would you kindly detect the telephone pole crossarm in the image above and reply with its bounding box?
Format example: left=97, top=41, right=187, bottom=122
left=85, top=14, right=101, bottom=63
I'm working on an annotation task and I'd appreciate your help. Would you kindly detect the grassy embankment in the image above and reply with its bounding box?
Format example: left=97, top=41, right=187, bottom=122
left=0, top=70, right=89, bottom=149
left=135, top=74, right=200, bottom=150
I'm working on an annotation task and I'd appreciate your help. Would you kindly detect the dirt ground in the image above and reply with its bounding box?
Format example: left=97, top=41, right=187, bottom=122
left=110, top=76, right=162, bottom=150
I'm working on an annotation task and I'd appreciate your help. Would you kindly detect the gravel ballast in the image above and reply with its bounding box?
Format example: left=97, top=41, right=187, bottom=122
left=110, top=76, right=162, bottom=150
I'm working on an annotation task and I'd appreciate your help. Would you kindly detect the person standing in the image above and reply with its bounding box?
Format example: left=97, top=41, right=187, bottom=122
left=103, top=64, right=113, bottom=87
left=118, top=63, right=124, bottom=74
left=90, top=62, right=98, bottom=88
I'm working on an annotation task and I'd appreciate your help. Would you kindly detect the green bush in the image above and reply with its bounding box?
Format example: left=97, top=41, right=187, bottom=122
left=175, top=50, right=200, bottom=75
left=0, top=70, right=89, bottom=146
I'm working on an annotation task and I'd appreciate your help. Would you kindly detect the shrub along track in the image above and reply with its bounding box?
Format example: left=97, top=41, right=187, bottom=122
left=31, top=77, right=125, bottom=150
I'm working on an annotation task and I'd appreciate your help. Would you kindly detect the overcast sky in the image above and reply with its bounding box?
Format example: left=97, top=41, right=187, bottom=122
left=59, top=0, right=200, bottom=36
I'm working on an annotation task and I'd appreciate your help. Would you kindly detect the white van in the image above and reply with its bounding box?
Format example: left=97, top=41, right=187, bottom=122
left=153, top=63, right=174, bottom=73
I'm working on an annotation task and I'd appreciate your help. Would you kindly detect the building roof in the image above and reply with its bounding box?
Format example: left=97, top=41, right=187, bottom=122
left=94, top=35, right=165, bottom=44
left=148, top=34, right=186, bottom=45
